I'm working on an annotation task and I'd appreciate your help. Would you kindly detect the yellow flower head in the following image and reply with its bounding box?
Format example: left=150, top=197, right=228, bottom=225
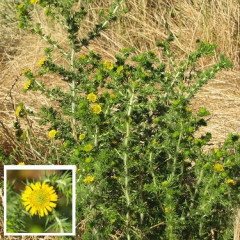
left=116, top=65, right=124, bottom=74
left=18, top=162, right=25, bottom=165
left=110, top=93, right=117, bottom=99
left=226, top=179, right=236, bottom=186
left=30, top=0, right=40, bottom=4
left=83, top=144, right=93, bottom=152
left=18, top=3, right=24, bottom=9
left=79, top=54, right=86, bottom=59
left=38, top=57, right=46, bottom=67
left=104, top=61, right=114, bottom=70
left=48, top=130, right=57, bottom=139
left=87, top=93, right=97, bottom=103
left=111, top=141, right=117, bottom=145
left=83, top=176, right=95, bottom=184
left=85, top=157, right=93, bottom=163
left=22, top=182, right=58, bottom=217
left=20, top=131, right=26, bottom=139
left=185, top=107, right=192, bottom=112
left=15, top=106, right=22, bottom=117
left=110, top=175, right=118, bottom=180
left=79, top=133, right=86, bottom=140
left=22, top=69, right=30, bottom=75
left=23, top=80, right=31, bottom=90
left=214, top=148, right=219, bottom=153
left=143, top=71, right=149, bottom=77
left=91, top=104, right=102, bottom=114
left=214, top=163, right=224, bottom=172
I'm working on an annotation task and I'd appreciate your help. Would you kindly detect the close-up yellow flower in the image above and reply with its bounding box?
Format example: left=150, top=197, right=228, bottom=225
left=15, top=106, right=22, bottom=117
left=22, top=182, right=58, bottom=217
left=38, top=57, right=46, bottom=67
left=18, top=162, right=25, bottom=165
left=87, top=93, right=97, bottom=103
left=103, top=61, right=114, bottom=70
left=214, top=163, right=224, bottom=172
left=23, top=80, right=31, bottom=90
left=83, top=144, right=93, bottom=152
left=91, top=104, right=102, bottom=114
left=48, top=130, right=57, bottom=139
left=83, top=176, right=95, bottom=183
left=30, top=0, right=40, bottom=4
left=226, top=179, right=236, bottom=186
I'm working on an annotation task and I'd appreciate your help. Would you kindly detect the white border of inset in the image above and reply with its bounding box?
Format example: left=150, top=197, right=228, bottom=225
left=4, top=165, right=76, bottom=236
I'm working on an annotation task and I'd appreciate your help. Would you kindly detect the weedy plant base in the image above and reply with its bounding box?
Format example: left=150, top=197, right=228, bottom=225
left=0, top=0, right=240, bottom=239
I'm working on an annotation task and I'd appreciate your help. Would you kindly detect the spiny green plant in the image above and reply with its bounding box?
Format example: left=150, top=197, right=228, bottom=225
left=9, top=0, right=240, bottom=239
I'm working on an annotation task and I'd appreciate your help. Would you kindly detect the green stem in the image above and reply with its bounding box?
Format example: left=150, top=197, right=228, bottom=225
left=123, top=89, right=134, bottom=240
left=34, top=7, right=70, bottom=59
left=70, top=48, right=77, bottom=140
left=53, top=211, right=64, bottom=233
left=187, top=168, right=204, bottom=217
left=172, top=121, right=183, bottom=175
left=149, top=152, right=156, bottom=186
left=94, top=125, right=98, bottom=146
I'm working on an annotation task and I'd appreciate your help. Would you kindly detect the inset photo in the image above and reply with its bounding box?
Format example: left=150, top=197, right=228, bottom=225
left=4, top=165, right=76, bottom=236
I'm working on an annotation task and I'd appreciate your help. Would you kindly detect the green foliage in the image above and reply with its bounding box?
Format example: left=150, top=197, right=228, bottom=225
left=6, top=181, right=27, bottom=233
left=10, top=0, right=240, bottom=239
left=0, top=146, right=12, bottom=164
left=44, top=170, right=72, bottom=204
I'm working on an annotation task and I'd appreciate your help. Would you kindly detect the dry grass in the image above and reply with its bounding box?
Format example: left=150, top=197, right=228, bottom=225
left=0, top=0, right=240, bottom=239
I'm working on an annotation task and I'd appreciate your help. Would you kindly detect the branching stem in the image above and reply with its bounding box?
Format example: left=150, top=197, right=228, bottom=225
left=53, top=211, right=64, bottom=233
left=123, top=89, right=134, bottom=240
left=70, top=48, right=77, bottom=140
left=149, top=152, right=156, bottom=186
left=172, top=121, right=183, bottom=175
left=94, top=125, right=98, bottom=146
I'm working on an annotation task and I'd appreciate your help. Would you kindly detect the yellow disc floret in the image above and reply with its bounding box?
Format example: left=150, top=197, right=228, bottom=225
left=22, top=69, right=31, bottom=75
left=30, top=0, right=40, bottom=4
left=22, top=182, right=58, bottom=217
left=103, top=61, right=114, bottom=70
left=91, top=104, right=102, bottom=114
left=83, top=176, right=95, bottom=183
left=214, top=163, right=224, bottom=172
left=79, top=133, right=86, bottom=140
left=83, top=144, right=93, bottom=152
left=15, top=106, right=22, bottom=117
left=226, top=179, right=236, bottom=186
left=38, top=57, right=46, bottom=67
left=23, top=80, right=31, bottom=90
left=48, top=130, right=57, bottom=139
left=87, top=93, right=97, bottom=103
